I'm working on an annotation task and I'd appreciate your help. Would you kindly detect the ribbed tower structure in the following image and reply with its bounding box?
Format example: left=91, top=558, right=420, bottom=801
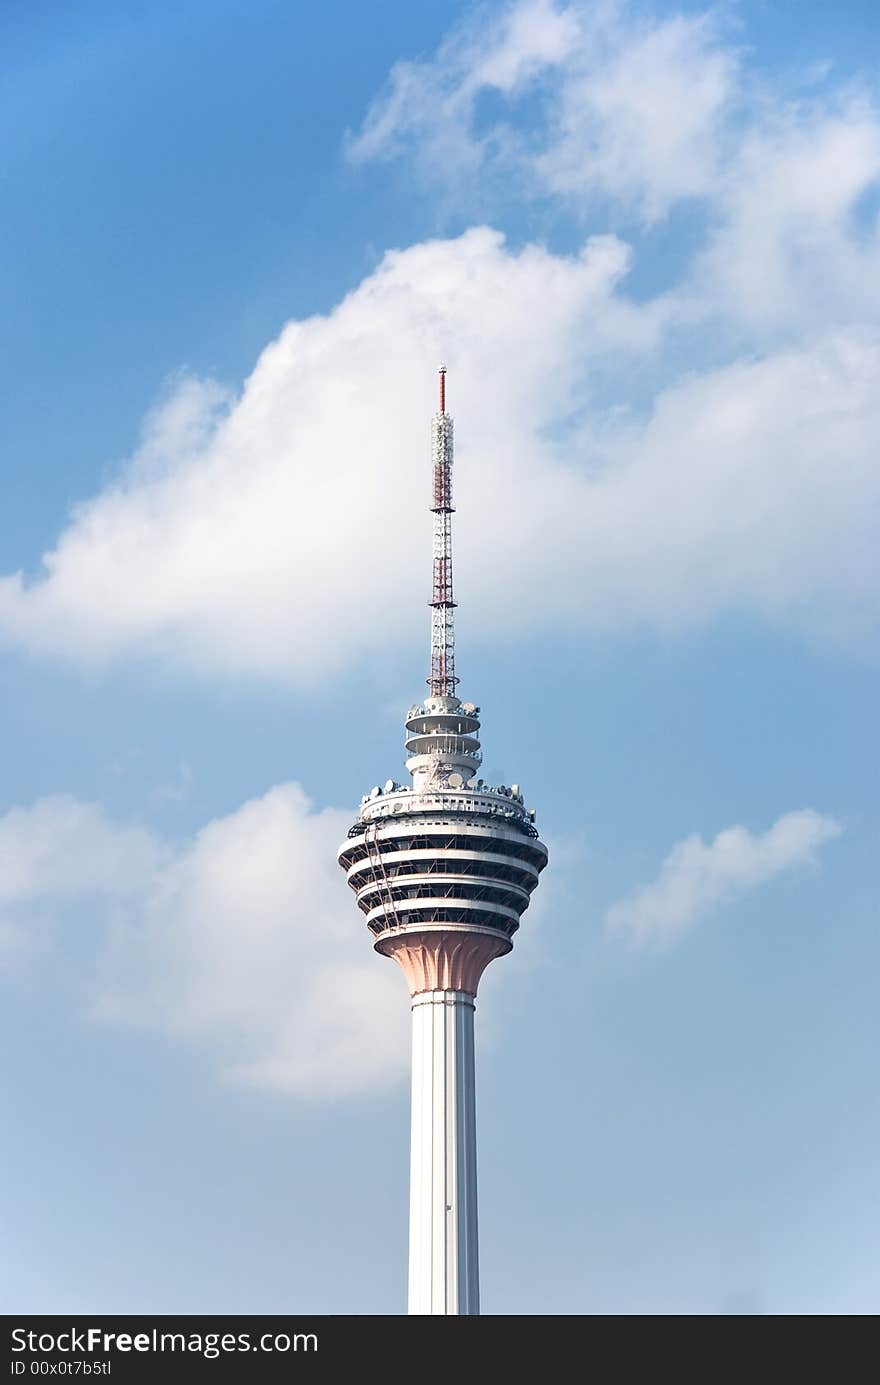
left=337, top=368, right=548, bottom=1316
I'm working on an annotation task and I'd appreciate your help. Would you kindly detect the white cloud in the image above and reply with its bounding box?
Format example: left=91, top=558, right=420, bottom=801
left=1, top=4, right=879, bottom=684
left=576, top=331, right=880, bottom=639
left=689, top=95, right=880, bottom=336
left=348, top=0, right=738, bottom=222
left=347, top=0, right=578, bottom=180
left=534, top=8, right=736, bottom=220
left=350, top=0, right=880, bottom=323
left=0, top=228, right=878, bottom=682
left=0, top=787, right=409, bottom=1098
left=605, top=809, right=842, bottom=950
left=0, top=794, right=165, bottom=967
left=0, top=228, right=655, bottom=680
left=0, top=794, right=164, bottom=906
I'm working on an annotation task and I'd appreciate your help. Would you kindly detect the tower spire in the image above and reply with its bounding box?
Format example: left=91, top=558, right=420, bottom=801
left=429, top=365, right=458, bottom=698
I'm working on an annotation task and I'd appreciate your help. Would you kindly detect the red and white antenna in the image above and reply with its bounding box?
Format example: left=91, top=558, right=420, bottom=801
left=429, top=365, right=458, bottom=697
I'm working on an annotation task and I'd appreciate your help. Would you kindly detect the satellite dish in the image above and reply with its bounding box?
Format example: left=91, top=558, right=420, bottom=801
left=370, top=786, right=381, bottom=798
left=448, top=772, right=463, bottom=788
left=384, top=779, right=395, bottom=793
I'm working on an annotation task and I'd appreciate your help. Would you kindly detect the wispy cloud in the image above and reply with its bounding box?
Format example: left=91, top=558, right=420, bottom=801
left=347, top=0, right=580, bottom=192
left=0, top=794, right=165, bottom=905
left=605, top=810, right=843, bottom=950
left=348, top=0, right=737, bottom=223
left=349, top=0, right=880, bottom=329
left=0, top=793, right=166, bottom=967
left=0, top=787, right=408, bottom=1098
left=149, top=760, right=194, bottom=808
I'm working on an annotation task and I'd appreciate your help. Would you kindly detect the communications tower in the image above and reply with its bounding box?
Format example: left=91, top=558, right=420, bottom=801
left=337, top=368, right=548, bottom=1315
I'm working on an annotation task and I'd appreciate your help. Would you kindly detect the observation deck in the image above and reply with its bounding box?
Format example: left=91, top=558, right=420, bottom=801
left=337, top=696, right=548, bottom=956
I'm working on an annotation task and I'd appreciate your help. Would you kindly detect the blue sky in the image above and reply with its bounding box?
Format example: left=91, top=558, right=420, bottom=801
left=2, top=0, right=878, bottom=1314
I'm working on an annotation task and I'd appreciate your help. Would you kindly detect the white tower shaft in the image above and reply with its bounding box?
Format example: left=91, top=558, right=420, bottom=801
left=408, top=990, right=480, bottom=1315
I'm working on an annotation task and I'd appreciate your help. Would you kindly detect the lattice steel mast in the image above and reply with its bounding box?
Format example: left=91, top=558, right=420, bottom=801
left=429, top=365, right=457, bottom=697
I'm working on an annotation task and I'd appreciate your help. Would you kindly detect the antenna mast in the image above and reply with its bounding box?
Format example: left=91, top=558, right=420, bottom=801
left=429, top=365, right=458, bottom=697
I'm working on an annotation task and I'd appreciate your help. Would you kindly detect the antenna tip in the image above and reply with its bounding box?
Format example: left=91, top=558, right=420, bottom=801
left=438, top=364, right=447, bottom=374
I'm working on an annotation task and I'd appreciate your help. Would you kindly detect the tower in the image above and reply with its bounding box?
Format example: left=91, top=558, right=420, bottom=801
left=337, top=368, right=548, bottom=1315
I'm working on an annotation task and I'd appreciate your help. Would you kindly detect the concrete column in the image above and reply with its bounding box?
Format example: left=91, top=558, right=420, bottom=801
left=408, top=989, right=479, bottom=1315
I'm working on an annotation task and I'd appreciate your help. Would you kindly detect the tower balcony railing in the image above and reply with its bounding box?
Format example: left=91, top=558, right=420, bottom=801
left=404, top=713, right=481, bottom=737
left=360, top=800, right=525, bottom=837
left=404, top=735, right=482, bottom=761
